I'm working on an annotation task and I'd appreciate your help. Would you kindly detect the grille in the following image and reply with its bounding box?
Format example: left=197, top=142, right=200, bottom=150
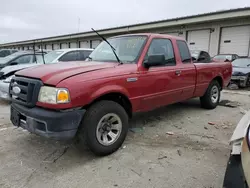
left=10, top=77, right=43, bottom=107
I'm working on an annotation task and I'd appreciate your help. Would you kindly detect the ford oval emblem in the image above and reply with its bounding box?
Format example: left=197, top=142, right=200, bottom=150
left=13, top=86, right=21, bottom=95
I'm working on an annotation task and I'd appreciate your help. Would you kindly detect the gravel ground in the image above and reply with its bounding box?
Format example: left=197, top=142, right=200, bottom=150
left=0, top=90, right=250, bottom=188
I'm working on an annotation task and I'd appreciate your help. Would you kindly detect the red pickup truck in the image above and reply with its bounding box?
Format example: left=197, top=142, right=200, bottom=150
left=10, top=33, right=232, bottom=156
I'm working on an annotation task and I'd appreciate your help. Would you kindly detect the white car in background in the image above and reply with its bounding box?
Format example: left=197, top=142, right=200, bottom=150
left=0, top=48, right=93, bottom=100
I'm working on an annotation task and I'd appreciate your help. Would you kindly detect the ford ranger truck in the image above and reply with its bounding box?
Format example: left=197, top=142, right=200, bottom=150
left=10, top=34, right=232, bottom=156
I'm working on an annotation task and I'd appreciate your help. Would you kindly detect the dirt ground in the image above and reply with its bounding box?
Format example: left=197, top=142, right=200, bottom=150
left=1, top=90, right=250, bottom=188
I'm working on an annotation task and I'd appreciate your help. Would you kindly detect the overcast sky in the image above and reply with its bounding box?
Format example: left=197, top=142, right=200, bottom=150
left=1, top=0, right=250, bottom=44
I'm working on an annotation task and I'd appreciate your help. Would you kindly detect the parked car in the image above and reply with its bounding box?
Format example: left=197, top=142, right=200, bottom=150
left=39, top=48, right=93, bottom=64
left=9, top=33, right=232, bottom=156
left=190, top=50, right=211, bottom=63
left=0, top=48, right=93, bottom=100
left=0, top=51, right=46, bottom=70
left=230, top=58, right=250, bottom=88
left=212, top=54, right=239, bottom=62
left=0, top=49, right=18, bottom=58
left=223, top=110, right=250, bottom=188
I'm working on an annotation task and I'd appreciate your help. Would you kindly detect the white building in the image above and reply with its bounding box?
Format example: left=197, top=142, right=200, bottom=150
left=1, top=7, right=250, bottom=57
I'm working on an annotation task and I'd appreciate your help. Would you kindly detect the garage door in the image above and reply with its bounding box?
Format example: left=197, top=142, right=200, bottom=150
left=60, top=43, right=68, bottom=49
left=91, top=40, right=101, bottom=49
left=219, top=26, right=250, bottom=56
left=46, top=44, right=52, bottom=50
left=70, top=42, right=78, bottom=48
left=53, top=44, right=60, bottom=50
left=80, top=41, right=90, bottom=48
left=187, top=29, right=211, bottom=52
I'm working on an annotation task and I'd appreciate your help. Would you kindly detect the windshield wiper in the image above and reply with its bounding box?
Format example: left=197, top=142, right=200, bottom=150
left=91, top=28, right=123, bottom=65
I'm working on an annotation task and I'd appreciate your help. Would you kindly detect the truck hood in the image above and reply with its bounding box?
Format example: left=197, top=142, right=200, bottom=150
left=232, top=67, right=250, bottom=76
left=15, top=61, right=116, bottom=85
left=0, top=64, right=40, bottom=76
left=230, top=110, right=250, bottom=143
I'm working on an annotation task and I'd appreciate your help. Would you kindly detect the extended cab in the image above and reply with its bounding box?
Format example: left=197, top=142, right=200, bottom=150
left=10, top=34, right=232, bottom=156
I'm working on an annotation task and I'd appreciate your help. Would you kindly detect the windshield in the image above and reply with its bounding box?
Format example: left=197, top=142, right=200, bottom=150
left=89, top=36, right=147, bottom=63
left=213, top=54, right=232, bottom=61
left=0, top=51, right=26, bottom=64
left=232, top=59, right=250, bottom=67
left=38, top=50, right=64, bottom=64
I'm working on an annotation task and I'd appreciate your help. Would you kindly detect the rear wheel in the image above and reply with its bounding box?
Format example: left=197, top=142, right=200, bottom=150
left=200, top=80, right=221, bottom=109
left=78, top=100, right=129, bottom=156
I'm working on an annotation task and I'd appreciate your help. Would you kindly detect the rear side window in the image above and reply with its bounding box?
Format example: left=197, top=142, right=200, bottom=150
left=12, top=55, right=33, bottom=64
left=177, top=40, right=191, bottom=63
left=79, top=50, right=92, bottom=60
left=0, top=50, right=10, bottom=57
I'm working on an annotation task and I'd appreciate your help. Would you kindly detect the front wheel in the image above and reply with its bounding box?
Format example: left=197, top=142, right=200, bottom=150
left=200, top=80, right=221, bottom=109
left=78, top=100, right=129, bottom=156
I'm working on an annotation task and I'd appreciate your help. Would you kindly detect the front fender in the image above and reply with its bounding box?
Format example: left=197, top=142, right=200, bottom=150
left=90, top=84, right=130, bottom=101
left=230, top=110, right=250, bottom=155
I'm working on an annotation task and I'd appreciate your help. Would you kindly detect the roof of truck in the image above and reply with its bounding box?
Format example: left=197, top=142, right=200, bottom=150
left=112, top=33, right=185, bottom=41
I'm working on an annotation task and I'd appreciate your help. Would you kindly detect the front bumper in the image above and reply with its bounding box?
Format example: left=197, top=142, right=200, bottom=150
left=0, top=80, right=10, bottom=100
left=231, top=76, right=248, bottom=87
left=11, top=103, right=85, bottom=140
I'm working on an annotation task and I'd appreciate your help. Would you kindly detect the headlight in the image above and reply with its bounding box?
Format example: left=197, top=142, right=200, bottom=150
left=3, top=75, right=15, bottom=83
left=38, top=86, right=70, bottom=104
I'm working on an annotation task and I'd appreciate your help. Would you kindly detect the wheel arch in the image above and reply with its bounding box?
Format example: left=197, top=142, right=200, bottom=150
left=86, top=91, right=133, bottom=118
left=212, top=76, right=223, bottom=90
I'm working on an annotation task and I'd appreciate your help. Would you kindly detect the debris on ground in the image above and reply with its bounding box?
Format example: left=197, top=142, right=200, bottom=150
left=158, top=155, right=168, bottom=160
left=129, top=127, right=144, bottom=133
left=122, top=145, right=126, bottom=149
left=0, top=128, right=7, bottom=131
left=227, top=83, right=239, bottom=90
left=208, top=122, right=216, bottom=125
left=219, top=100, right=241, bottom=108
left=204, top=126, right=208, bottom=130
left=222, top=125, right=229, bottom=129
left=177, top=150, right=182, bottom=156
left=166, top=132, right=174, bottom=135
left=173, top=124, right=182, bottom=129
left=240, top=107, right=247, bottom=115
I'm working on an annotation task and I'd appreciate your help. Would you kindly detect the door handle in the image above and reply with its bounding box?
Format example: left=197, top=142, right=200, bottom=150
left=175, top=70, right=181, bottom=76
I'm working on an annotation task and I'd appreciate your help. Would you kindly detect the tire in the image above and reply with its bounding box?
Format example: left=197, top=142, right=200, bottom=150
left=78, top=100, right=129, bottom=156
left=200, top=80, right=220, bottom=109
left=223, top=155, right=248, bottom=188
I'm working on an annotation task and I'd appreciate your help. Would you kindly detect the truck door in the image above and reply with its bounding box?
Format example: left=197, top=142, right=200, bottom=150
left=175, top=40, right=196, bottom=101
left=138, top=38, right=182, bottom=111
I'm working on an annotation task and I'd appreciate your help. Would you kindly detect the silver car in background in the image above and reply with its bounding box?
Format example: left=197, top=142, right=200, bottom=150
left=0, top=48, right=93, bottom=100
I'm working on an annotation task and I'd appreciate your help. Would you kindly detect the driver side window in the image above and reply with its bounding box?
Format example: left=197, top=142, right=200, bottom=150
left=145, top=38, right=176, bottom=66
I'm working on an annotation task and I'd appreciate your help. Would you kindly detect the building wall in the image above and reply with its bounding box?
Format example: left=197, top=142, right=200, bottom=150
left=1, top=17, right=250, bottom=57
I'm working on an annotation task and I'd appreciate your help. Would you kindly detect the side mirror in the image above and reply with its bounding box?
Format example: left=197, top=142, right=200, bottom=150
left=191, top=57, right=197, bottom=61
left=144, top=55, right=165, bottom=68
left=10, top=62, right=18, bottom=65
